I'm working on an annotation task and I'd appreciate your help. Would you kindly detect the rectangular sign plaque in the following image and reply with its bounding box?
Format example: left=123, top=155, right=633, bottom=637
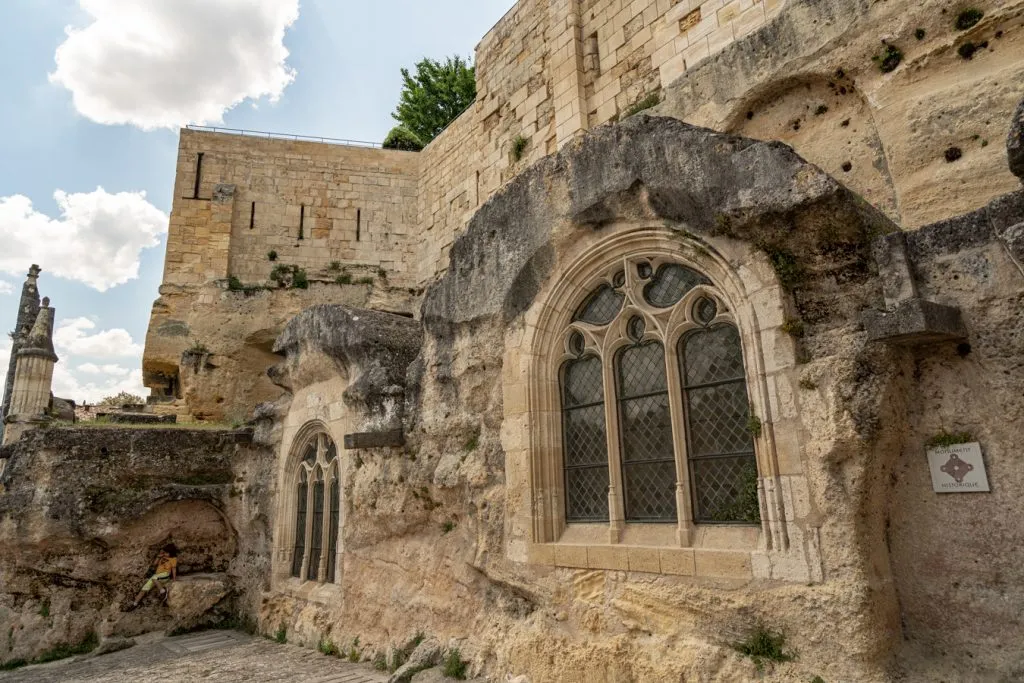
left=927, top=442, right=990, bottom=493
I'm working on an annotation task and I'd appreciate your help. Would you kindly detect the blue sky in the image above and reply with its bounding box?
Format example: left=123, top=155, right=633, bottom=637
left=0, top=0, right=515, bottom=404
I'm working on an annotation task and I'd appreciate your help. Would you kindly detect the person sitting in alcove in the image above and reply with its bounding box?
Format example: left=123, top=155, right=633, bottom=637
left=127, top=543, right=178, bottom=610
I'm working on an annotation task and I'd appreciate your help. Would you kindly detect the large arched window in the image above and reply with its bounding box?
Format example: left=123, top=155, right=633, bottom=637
left=559, top=258, right=760, bottom=528
left=289, top=431, right=341, bottom=583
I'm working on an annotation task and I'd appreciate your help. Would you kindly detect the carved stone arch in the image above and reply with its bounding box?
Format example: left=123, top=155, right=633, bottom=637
left=723, top=73, right=900, bottom=221
left=523, top=226, right=794, bottom=552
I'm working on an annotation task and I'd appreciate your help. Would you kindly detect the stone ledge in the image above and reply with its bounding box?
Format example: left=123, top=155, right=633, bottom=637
left=863, top=298, right=968, bottom=346
left=527, top=543, right=753, bottom=579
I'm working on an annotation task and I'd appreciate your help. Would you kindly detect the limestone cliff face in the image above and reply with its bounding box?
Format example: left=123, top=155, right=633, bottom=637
left=0, top=427, right=274, bottom=664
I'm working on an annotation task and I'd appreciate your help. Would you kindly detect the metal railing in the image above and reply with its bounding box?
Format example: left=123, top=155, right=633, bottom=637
left=185, top=124, right=382, bottom=149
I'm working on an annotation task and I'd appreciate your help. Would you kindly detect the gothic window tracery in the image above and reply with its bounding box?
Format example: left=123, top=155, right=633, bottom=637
left=289, top=431, right=340, bottom=583
left=559, top=257, right=760, bottom=528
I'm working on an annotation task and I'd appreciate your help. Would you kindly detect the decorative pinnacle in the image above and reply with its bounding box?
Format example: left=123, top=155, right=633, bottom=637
left=42, top=297, right=50, bottom=307
left=28, top=264, right=41, bottom=279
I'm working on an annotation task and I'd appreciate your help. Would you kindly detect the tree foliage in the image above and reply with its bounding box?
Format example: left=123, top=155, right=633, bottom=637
left=383, top=126, right=424, bottom=151
left=391, top=56, right=476, bottom=145
left=98, top=391, right=144, bottom=407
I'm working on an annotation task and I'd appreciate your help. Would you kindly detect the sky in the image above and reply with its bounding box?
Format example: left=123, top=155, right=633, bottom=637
left=0, top=0, right=516, bottom=405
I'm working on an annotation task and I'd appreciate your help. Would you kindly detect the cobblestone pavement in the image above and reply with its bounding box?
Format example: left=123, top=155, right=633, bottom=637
left=0, top=630, right=389, bottom=683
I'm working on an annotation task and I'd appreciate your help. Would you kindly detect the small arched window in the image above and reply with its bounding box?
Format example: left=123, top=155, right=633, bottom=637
left=289, top=432, right=341, bottom=583
left=559, top=258, right=760, bottom=529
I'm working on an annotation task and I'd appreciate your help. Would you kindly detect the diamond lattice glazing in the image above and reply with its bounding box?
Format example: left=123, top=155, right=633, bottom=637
left=563, top=356, right=604, bottom=407
left=574, top=285, right=624, bottom=325
left=643, top=264, right=710, bottom=308
left=691, top=455, right=758, bottom=522
left=686, top=383, right=751, bottom=456
left=564, top=405, right=608, bottom=467
left=566, top=466, right=610, bottom=521
left=623, top=460, right=677, bottom=520
left=682, top=325, right=745, bottom=386
left=618, top=343, right=667, bottom=396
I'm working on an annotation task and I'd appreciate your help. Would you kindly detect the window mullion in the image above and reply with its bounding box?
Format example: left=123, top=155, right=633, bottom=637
left=665, top=341, right=695, bottom=546
left=301, top=472, right=314, bottom=579
left=601, top=351, right=625, bottom=543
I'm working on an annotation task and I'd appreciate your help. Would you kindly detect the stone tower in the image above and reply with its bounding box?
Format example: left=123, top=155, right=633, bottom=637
left=2, top=265, right=42, bottom=421
left=2, top=297, right=58, bottom=445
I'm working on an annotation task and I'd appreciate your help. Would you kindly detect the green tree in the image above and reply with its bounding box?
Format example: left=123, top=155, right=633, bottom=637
left=389, top=56, right=476, bottom=146
left=98, top=391, right=144, bottom=407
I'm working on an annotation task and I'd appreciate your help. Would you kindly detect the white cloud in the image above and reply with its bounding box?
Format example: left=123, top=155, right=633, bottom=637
left=49, top=0, right=299, bottom=130
left=54, top=317, right=143, bottom=359
left=0, top=281, right=13, bottom=296
left=77, top=363, right=132, bottom=377
left=0, top=188, right=167, bottom=292
left=52, top=364, right=148, bottom=405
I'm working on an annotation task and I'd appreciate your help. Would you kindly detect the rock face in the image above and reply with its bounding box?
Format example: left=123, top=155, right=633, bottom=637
left=1008, top=96, right=1024, bottom=179
left=253, top=115, right=1024, bottom=682
left=0, top=427, right=274, bottom=664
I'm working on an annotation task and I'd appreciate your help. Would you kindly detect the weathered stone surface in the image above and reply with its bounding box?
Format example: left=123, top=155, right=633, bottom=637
left=863, top=298, right=968, bottom=345
left=272, top=305, right=422, bottom=432
left=166, top=574, right=229, bottom=627
left=1008, top=96, right=1024, bottom=179
left=387, top=637, right=441, bottom=683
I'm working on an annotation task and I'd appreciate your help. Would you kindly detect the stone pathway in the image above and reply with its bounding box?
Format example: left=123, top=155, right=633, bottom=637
left=0, top=630, right=389, bottom=683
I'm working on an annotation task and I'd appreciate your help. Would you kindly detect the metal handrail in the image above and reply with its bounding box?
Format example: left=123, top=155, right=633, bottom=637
left=185, top=125, right=383, bottom=149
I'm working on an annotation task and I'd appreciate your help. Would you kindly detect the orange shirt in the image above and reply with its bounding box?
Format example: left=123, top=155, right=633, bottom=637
left=155, top=556, right=177, bottom=575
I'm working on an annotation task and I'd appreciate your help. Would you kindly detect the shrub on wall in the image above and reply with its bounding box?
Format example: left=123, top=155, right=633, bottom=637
left=383, top=126, right=425, bottom=152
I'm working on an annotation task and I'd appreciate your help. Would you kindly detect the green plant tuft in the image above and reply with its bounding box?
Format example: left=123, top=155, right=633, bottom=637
left=442, top=648, right=469, bottom=680
left=746, top=410, right=763, bottom=439
left=267, top=250, right=278, bottom=262
left=373, top=652, right=388, bottom=671
left=955, top=8, right=983, bottom=31
left=873, top=43, right=903, bottom=73
left=329, top=261, right=342, bottom=271
left=275, top=623, right=287, bottom=644
left=31, top=631, right=99, bottom=666
left=355, top=276, right=375, bottom=285
left=765, top=248, right=805, bottom=290
left=442, top=520, right=456, bottom=534
left=39, top=598, right=50, bottom=619
left=383, top=126, right=425, bottom=152
left=464, top=433, right=479, bottom=451
left=318, top=636, right=339, bottom=657
left=228, top=275, right=244, bottom=291
left=0, top=659, right=27, bottom=671
left=624, top=92, right=661, bottom=117
left=511, top=135, right=529, bottom=162
left=348, top=636, right=361, bottom=662
left=733, top=624, right=795, bottom=671
left=798, top=377, right=818, bottom=391
left=781, top=318, right=805, bottom=338
left=926, top=431, right=974, bottom=449
left=811, top=676, right=826, bottom=683
left=708, top=462, right=761, bottom=523
left=336, top=272, right=353, bottom=285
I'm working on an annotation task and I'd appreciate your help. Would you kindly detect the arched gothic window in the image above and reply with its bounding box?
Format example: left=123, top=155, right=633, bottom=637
left=290, top=432, right=341, bottom=583
left=560, top=259, right=760, bottom=527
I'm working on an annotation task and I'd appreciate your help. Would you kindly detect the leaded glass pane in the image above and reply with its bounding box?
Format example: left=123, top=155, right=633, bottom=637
left=291, top=472, right=307, bottom=578
left=685, top=383, right=752, bottom=456
left=623, top=461, right=677, bottom=520
left=563, top=356, right=603, bottom=408
left=307, top=472, right=324, bottom=582
left=617, top=342, right=676, bottom=522
left=325, top=439, right=337, bottom=463
left=619, top=394, right=673, bottom=463
left=682, top=325, right=745, bottom=386
left=327, top=476, right=340, bottom=583
left=643, top=264, right=710, bottom=308
left=637, top=261, right=653, bottom=279
left=563, top=405, right=608, bottom=467
left=562, top=356, right=609, bottom=523
left=565, top=466, right=609, bottom=521
left=617, top=343, right=667, bottom=397
left=612, top=270, right=626, bottom=288
left=627, top=316, right=646, bottom=342
left=302, top=442, right=317, bottom=465
left=574, top=285, right=624, bottom=325
left=692, top=456, right=760, bottom=523
left=695, top=297, right=718, bottom=325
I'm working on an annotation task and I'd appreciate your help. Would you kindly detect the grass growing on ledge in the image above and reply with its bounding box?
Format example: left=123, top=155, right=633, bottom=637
left=732, top=625, right=795, bottom=671
left=926, top=431, right=974, bottom=448
left=442, top=649, right=468, bottom=680
left=49, top=419, right=244, bottom=432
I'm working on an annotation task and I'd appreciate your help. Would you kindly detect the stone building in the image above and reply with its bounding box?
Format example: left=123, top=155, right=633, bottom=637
left=2, top=0, right=1024, bottom=681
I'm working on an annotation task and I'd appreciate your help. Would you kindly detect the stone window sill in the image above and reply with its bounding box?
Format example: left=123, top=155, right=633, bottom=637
left=275, top=576, right=344, bottom=605
left=526, top=522, right=760, bottom=579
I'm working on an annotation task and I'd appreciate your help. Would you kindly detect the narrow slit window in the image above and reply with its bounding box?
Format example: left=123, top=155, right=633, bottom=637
left=356, top=209, right=361, bottom=242
left=290, top=470, right=307, bottom=577
left=327, top=473, right=340, bottom=583
left=193, top=152, right=204, bottom=199
left=307, top=468, right=324, bottom=581
left=249, top=201, right=256, bottom=229
left=298, top=204, right=305, bottom=240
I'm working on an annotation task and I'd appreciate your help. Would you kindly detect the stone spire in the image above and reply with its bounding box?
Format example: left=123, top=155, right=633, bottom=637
left=3, top=297, right=58, bottom=445
left=2, top=265, right=42, bottom=420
